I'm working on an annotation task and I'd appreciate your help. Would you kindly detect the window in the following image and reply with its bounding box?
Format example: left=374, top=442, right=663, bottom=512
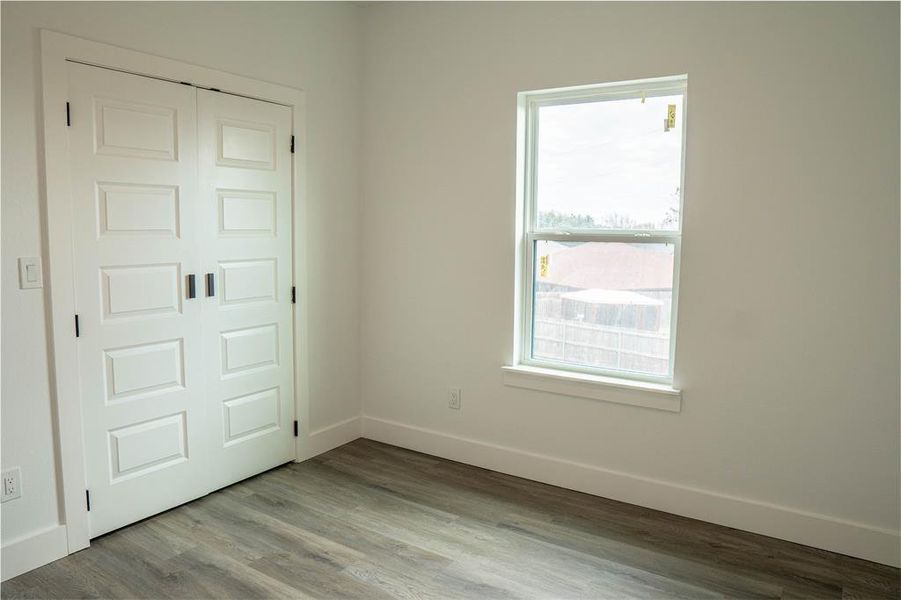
left=516, top=76, right=686, bottom=384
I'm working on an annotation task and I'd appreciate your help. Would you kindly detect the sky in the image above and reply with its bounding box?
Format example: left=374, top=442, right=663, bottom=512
left=536, top=93, right=684, bottom=230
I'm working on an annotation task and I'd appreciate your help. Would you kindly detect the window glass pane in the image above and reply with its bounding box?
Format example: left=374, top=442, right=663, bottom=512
left=536, top=93, right=683, bottom=231
left=532, top=240, right=674, bottom=377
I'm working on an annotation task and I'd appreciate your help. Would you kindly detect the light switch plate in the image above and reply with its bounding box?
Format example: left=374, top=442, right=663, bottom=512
left=18, top=257, right=42, bottom=289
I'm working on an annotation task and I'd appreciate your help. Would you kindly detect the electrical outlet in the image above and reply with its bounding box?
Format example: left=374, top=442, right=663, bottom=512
left=1, top=468, right=21, bottom=503
left=448, top=387, right=462, bottom=410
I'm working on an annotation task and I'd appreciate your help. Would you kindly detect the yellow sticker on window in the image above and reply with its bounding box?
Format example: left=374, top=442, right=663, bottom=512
left=666, top=104, right=676, bottom=129
left=539, top=255, right=550, bottom=278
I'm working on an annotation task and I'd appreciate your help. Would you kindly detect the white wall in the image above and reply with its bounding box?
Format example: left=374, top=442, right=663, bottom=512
left=1, top=1, right=362, bottom=550
left=359, top=2, right=900, bottom=564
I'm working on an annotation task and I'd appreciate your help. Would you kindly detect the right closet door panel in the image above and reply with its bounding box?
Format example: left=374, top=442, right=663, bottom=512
left=197, top=90, right=295, bottom=489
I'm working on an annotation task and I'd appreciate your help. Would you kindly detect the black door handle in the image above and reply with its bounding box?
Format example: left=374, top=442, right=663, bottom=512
left=187, top=274, right=196, bottom=299
left=206, top=273, right=215, bottom=297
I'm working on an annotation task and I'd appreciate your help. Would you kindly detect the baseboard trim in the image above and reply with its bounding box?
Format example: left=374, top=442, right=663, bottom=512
left=306, top=416, right=362, bottom=458
left=362, top=415, right=900, bottom=567
left=1, top=524, right=68, bottom=582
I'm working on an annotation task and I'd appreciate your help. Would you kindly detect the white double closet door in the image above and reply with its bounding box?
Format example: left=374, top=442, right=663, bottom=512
left=67, top=62, right=295, bottom=537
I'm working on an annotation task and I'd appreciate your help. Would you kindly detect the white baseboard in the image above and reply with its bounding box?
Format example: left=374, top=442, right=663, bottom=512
left=362, top=415, right=900, bottom=568
left=305, top=416, right=362, bottom=458
left=1, top=524, right=68, bottom=582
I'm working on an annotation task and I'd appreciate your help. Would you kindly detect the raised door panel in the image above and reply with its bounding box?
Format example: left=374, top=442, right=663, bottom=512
left=218, top=190, right=276, bottom=236
left=104, top=339, right=185, bottom=403
left=217, top=119, right=275, bottom=170
left=218, top=259, right=278, bottom=306
left=94, top=98, right=177, bottom=160
left=220, top=324, right=279, bottom=377
left=98, top=183, right=180, bottom=237
left=108, top=413, right=188, bottom=482
left=101, top=264, right=182, bottom=320
left=223, top=388, right=280, bottom=446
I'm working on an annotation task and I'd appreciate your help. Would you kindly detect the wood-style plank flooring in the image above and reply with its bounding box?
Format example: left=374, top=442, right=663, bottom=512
left=3, top=439, right=899, bottom=599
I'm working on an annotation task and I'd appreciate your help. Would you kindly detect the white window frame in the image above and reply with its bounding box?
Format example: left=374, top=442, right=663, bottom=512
left=513, top=75, right=688, bottom=387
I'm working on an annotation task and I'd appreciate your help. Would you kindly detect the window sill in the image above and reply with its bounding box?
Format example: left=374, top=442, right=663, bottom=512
left=501, top=365, right=681, bottom=412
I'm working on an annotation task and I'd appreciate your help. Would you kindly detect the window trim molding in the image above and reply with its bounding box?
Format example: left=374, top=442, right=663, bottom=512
left=513, top=75, right=688, bottom=388
left=501, top=365, right=682, bottom=412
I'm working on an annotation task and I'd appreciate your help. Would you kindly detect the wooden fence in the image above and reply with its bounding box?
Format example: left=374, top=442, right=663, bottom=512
left=533, top=317, right=669, bottom=375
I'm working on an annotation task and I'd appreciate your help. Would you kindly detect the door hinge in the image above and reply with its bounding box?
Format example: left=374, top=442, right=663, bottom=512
left=66, top=102, right=71, bottom=127
left=291, top=286, right=296, bottom=304
left=85, top=489, right=91, bottom=511
left=290, top=135, right=295, bottom=154
left=74, top=314, right=80, bottom=337
left=293, top=420, right=298, bottom=437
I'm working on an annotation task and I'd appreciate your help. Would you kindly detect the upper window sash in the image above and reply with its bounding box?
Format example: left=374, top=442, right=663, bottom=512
left=522, top=76, right=687, bottom=237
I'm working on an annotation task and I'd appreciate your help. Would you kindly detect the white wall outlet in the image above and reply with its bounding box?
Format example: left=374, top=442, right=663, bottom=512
left=1, top=468, right=21, bottom=503
left=448, top=387, right=462, bottom=410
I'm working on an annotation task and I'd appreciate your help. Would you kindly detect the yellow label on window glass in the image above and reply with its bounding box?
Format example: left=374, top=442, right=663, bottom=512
left=539, top=255, right=550, bottom=278
left=666, top=104, right=676, bottom=128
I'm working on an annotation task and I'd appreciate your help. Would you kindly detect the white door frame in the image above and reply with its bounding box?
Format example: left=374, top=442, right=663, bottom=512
left=40, top=30, right=311, bottom=554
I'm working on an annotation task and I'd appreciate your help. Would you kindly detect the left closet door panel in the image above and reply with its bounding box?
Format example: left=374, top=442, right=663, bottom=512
left=68, top=62, right=210, bottom=537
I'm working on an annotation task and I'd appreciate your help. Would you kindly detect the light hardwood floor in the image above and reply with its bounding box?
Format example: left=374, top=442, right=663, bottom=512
left=3, top=439, right=899, bottom=599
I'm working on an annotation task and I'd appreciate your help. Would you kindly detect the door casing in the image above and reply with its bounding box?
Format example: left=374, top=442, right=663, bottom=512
left=40, top=30, right=311, bottom=555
